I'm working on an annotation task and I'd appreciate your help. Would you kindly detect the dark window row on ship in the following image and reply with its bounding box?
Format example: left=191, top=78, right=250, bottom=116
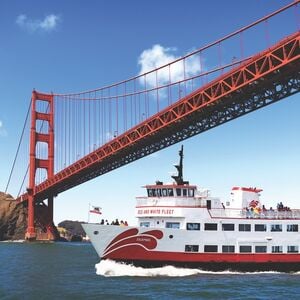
left=184, top=244, right=299, bottom=254
left=147, top=188, right=195, bottom=197
left=140, top=222, right=299, bottom=232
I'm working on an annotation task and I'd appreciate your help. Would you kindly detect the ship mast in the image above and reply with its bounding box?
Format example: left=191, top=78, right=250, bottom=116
left=172, top=145, right=189, bottom=185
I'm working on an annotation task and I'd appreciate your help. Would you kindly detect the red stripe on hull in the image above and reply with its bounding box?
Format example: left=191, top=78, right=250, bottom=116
left=103, top=245, right=300, bottom=272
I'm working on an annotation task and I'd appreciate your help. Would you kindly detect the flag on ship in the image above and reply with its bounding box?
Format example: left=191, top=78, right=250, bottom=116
left=249, top=200, right=259, bottom=208
left=89, top=206, right=102, bottom=215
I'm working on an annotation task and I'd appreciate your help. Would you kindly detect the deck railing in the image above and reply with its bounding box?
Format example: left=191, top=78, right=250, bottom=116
left=209, top=208, right=300, bottom=220
left=136, top=197, right=300, bottom=220
left=136, top=196, right=208, bottom=207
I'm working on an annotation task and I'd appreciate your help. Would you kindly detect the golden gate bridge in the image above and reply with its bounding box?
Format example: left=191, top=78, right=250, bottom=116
left=5, top=1, right=300, bottom=240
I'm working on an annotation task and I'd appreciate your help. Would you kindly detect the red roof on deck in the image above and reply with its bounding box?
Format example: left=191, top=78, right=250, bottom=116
left=144, top=184, right=197, bottom=189
left=232, top=187, right=263, bottom=193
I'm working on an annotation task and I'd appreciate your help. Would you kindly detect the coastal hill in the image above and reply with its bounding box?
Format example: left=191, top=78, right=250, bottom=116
left=58, top=220, right=85, bottom=236
left=57, top=220, right=86, bottom=241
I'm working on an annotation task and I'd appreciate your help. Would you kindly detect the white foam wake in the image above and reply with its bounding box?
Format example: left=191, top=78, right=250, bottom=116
left=0, top=240, right=25, bottom=243
left=95, top=260, right=288, bottom=277
left=96, top=260, right=201, bottom=277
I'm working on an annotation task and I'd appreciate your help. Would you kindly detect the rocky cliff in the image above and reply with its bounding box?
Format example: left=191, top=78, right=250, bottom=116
left=0, top=192, right=28, bottom=240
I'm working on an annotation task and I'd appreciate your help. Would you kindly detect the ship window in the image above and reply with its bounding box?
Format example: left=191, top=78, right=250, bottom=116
left=157, top=189, right=162, bottom=197
left=287, top=246, right=299, bottom=253
left=93, top=231, right=99, bottom=235
left=188, top=189, right=194, bottom=197
left=147, top=189, right=152, bottom=197
left=162, top=188, right=168, bottom=197
left=204, top=245, right=218, bottom=252
left=168, top=188, right=174, bottom=196
left=182, top=189, right=187, bottom=196
left=222, top=224, right=235, bottom=231
left=176, top=188, right=181, bottom=196
left=239, top=224, right=251, bottom=232
left=254, top=224, right=266, bottom=232
left=166, top=222, right=180, bottom=229
left=140, top=222, right=150, bottom=227
left=222, top=245, right=235, bottom=253
left=240, top=245, right=252, bottom=253
left=272, top=246, right=283, bottom=253
left=152, top=189, right=157, bottom=197
left=255, top=246, right=267, bottom=253
left=287, top=224, right=298, bottom=232
left=185, top=245, right=199, bottom=252
left=204, top=223, right=218, bottom=231
left=186, top=223, right=200, bottom=230
left=271, top=224, right=282, bottom=232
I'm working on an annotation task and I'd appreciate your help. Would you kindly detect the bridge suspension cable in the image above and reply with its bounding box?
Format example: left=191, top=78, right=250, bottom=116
left=5, top=100, right=31, bottom=194
left=15, top=0, right=300, bottom=203
left=53, top=0, right=299, bottom=98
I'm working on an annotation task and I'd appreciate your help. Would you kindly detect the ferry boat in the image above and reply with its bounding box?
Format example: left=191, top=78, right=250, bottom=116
left=82, top=146, right=300, bottom=272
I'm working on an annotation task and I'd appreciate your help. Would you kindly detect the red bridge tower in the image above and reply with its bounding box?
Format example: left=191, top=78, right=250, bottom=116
left=26, top=91, right=55, bottom=240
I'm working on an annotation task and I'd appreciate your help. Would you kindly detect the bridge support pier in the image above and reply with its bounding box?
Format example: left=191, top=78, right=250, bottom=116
left=45, top=196, right=55, bottom=240
left=25, top=191, right=36, bottom=240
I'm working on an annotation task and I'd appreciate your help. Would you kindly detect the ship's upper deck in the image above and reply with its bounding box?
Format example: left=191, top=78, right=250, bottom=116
left=136, top=146, right=300, bottom=220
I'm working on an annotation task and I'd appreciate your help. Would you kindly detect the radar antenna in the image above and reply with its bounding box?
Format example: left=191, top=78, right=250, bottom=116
left=172, top=145, right=189, bottom=185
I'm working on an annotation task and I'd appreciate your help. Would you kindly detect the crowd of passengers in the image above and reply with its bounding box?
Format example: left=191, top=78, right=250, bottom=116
left=277, top=201, right=291, bottom=211
left=99, top=219, right=128, bottom=226
left=245, top=202, right=291, bottom=218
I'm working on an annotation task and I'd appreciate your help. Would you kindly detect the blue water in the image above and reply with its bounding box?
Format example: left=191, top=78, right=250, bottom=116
left=0, top=242, right=299, bottom=299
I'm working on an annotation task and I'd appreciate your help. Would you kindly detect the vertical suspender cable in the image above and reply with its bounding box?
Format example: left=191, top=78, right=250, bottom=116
left=264, top=19, right=270, bottom=48
left=68, top=95, right=70, bottom=166
left=168, top=64, right=171, bottom=105
left=64, top=97, right=67, bottom=168
left=156, top=70, right=159, bottom=112
left=83, top=93, right=86, bottom=156
left=134, top=79, right=137, bottom=125
left=88, top=92, right=91, bottom=152
left=294, top=2, right=300, bottom=31
left=124, top=82, right=127, bottom=132
left=116, top=85, right=118, bottom=136
left=108, top=88, right=111, bottom=139
left=94, top=91, right=96, bottom=149
left=183, top=58, right=187, bottom=96
left=218, top=42, right=223, bottom=75
left=144, top=75, right=147, bottom=119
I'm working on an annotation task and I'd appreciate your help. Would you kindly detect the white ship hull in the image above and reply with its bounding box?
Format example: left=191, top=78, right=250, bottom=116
left=82, top=147, right=300, bottom=272
left=82, top=220, right=300, bottom=272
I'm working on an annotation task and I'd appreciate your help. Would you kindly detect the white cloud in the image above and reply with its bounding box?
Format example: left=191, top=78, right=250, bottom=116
left=0, top=120, right=7, bottom=137
left=16, top=14, right=60, bottom=33
left=138, top=44, right=201, bottom=89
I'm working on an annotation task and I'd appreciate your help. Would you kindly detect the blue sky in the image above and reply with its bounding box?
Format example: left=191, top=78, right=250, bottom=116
left=0, top=0, right=299, bottom=225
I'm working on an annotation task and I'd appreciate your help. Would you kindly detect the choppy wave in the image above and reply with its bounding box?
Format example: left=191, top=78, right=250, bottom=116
left=95, top=260, right=299, bottom=277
